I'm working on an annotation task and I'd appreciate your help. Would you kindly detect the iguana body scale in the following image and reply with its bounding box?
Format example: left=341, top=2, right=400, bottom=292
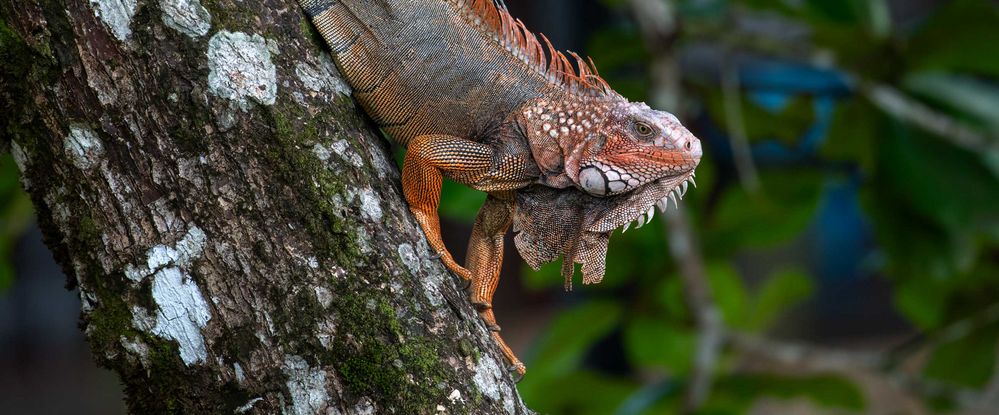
left=299, top=0, right=702, bottom=375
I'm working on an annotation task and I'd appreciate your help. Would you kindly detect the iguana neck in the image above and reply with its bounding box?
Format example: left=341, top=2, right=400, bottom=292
left=516, top=95, right=621, bottom=189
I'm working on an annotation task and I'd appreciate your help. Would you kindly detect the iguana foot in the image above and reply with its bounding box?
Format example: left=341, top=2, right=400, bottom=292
left=477, top=305, right=524, bottom=374
left=475, top=304, right=502, bottom=332
left=509, top=364, right=527, bottom=382
left=491, top=331, right=526, bottom=376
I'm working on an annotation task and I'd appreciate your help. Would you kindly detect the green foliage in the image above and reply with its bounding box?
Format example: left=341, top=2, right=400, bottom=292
left=903, top=0, right=999, bottom=76
left=701, top=92, right=817, bottom=145
left=624, top=317, right=696, bottom=375
left=707, top=263, right=813, bottom=331
left=519, top=0, right=999, bottom=412
left=0, top=154, right=32, bottom=293
left=705, top=169, right=824, bottom=252
left=523, top=301, right=623, bottom=382
left=519, top=301, right=624, bottom=409
left=903, top=72, right=999, bottom=135
left=745, top=268, right=814, bottom=331
left=704, top=372, right=865, bottom=412
left=924, top=323, right=999, bottom=388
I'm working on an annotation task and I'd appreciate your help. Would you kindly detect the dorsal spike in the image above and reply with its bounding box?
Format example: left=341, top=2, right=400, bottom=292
left=540, top=34, right=559, bottom=75
left=567, top=51, right=593, bottom=89
left=587, top=56, right=601, bottom=77
left=453, top=0, right=616, bottom=99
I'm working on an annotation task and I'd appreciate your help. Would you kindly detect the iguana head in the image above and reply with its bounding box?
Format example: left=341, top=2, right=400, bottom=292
left=565, top=101, right=701, bottom=197
left=514, top=100, right=702, bottom=289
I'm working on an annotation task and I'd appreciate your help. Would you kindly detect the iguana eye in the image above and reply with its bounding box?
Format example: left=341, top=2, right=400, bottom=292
left=633, top=121, right=655, bottom=138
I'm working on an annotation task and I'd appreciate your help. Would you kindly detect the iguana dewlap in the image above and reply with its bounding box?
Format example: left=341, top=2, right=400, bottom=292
left=299, top=0, right=702, bottom=375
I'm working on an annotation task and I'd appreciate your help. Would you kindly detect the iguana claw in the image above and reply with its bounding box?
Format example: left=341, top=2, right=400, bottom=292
left=508, top=362, right=527, bottom=381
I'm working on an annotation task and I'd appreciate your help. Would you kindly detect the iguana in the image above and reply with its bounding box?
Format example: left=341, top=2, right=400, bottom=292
left=298, top=0, right=702, bottom=375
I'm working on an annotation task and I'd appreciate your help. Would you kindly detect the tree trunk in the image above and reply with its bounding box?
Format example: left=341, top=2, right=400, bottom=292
left=0, top=0, right=530, bottom=413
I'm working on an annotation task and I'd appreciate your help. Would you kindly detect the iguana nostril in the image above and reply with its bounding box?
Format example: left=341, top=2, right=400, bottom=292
left=685, top=141, right=691, bottom=150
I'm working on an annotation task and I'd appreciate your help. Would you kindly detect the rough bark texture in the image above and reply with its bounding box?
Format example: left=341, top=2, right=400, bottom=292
left=0, top=0, right=530, bottom=413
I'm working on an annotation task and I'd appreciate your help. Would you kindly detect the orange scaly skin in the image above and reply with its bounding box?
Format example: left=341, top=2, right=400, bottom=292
left=299, top=0, right=702, bottom=375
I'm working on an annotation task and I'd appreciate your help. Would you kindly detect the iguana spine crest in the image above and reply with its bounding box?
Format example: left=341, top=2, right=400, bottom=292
left=454, top=0, right=616, bottom=97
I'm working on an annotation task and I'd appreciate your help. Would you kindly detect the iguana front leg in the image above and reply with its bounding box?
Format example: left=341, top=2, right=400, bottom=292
left=403, top=134, right=494, bottom=281
left=404, top=135, right=532, bottom=374
left=465, top=192, right=525, bottom=375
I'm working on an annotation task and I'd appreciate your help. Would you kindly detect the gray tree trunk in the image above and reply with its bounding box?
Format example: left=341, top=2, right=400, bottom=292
left=0, top=0, right=529, bottom=413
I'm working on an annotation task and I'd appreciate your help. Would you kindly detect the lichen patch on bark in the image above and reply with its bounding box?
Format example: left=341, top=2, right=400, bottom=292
left=350, top=188, right=383, bottom=222
left=150, top=267, right=212, bottom=365
left=472, top=354, right=518, bottom=413
left=234, top=397, right=263, bottom=414
left=397, top=243, right=421, bottom=275
left=160, top=0, right=212, bottom=38
left=10, top=141, right=31, bottom=189
left=330, top=140, right=364, bottom=168
left=64, top=126, right=105, bottom=170
left=124, top=225, right=207, bottom=282
left=295, top=53, right=350, bottom=96
left=283, top=355, right=335, bottom=415
left=207, top=31, right=277, bottom=110
left=312, top=143, right=332, bottom=162
left=120, top=335, right=151, bottom=365
left=87, top=0, right=137, bottom=41
left=131, top=305, right=155, bottom=332
left=353, top=397, right=376, bottom=415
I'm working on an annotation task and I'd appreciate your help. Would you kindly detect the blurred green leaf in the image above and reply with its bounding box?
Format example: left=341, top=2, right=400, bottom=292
left=872, top=124, right=999, bottom=258
left=520, top=259, right=563, bottom=292
left=924, top=323, right=999, bottom=388
left=893, top=277, right=948, bottom=330
left=708, top=169, right=824, bottom=252
left=703, top=91, right=816, bottom=145
left=520, top=301, right=623, bottom=394
left=706, top=261, right=749, bottom=328
left=903, top=72, right=999, bottom=134
left=821, top=98, right=879, bottom=172
left=438, top=178, right=485, bottom=222
left=803, top=0, right=863, bottom=24
left=521, top=370, right=639, bottom=415
left=623, top=317, right=696, bottom=375
left=705, top=372, right=865, bottom=412
left=904, top=0, right=999, bottom=76
left=657, top=276, right=691, bottom=322
left=865, top=122, right=999, bottom=328
left=0, top=154, right=32, bottom=294
left=746, top=268, right=814, bottom=331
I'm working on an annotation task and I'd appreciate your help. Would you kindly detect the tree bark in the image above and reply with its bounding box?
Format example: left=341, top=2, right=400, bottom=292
left=0, top=0, right=530, bottom=413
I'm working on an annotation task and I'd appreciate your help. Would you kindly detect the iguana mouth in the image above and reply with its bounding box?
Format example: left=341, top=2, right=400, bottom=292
left=584, top=170, right=697, bottom=234
left=618, top=172, right=695, bottom=232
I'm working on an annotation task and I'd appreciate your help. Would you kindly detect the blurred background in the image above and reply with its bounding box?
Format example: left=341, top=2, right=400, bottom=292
left=2, top=0, right=998, bottom=414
